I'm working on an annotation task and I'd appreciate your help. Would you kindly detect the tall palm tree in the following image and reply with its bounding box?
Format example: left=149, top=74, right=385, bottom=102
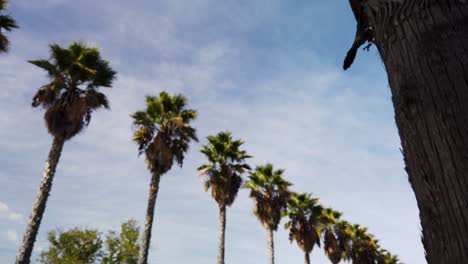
left=321, top=208, right=345, bottom=264
left=197, top=132, right=251, bottom=264
left=376, top=249, right=402, bottom=264
left=244, top=164, right=292, bottom=264
left=284, top=192, right=325, bottom=264
left=349, top=224, right=379, bottom=264
left=0, top=0, right=18, bottom=53
left=324, top=220, right=354, bottom=264
left=17, top=42, right=116, bottom=264
left=131, top=92, right=198, bottom=264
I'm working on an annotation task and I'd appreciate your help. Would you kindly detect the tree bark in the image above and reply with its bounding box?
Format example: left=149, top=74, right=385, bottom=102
left=16, top=136, right=65, bottom=264
left=217, top=204, right=226, bottom=264
left=138, top=172, right=161, bottom=264
left=304, top=252, right=310, bottom=264
left=347, top=0, right=468, bottom=263
left=266, top=227, right=274, bottom=264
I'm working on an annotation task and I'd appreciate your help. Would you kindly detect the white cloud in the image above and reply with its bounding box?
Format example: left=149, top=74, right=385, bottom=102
left=0, top=202, right=23, bottom=223
left=5, top=229, right=18, bottom=243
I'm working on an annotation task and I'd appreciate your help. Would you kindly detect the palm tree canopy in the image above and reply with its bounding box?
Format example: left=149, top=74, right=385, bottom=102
left=30, top=42, right=116, bottom=140
left=321, top=209, right=345, bottom=264
left=350, top=224, right=380, bottom=264
left=131, top=92, right=198, bottom=174
left=376, top=249, right=402, bottom=264
left=330, top=220, right=354, bottom=262
left=244, top=163, right=292, bottom=231
left=198, top=131, right=251, bottom=206
left=284, top=192, right=325, bottom=254
left=0, top=0, right=18, bottom=53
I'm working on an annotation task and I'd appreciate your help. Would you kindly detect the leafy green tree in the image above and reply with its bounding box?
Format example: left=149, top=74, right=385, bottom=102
left=198, top=132, right=251, bottom=264
left=17, top=42, right=116, bottom=264
left=39, top=220, right=140, bottom=264
left=102, top=220, right=140, bottom=264
left=39, top=228, right=103, bottom=264
left=284, top=192, right=325, bottom=264
left=131, top=92, right=198, bottom=264
left=244, top=163, right=291, bottom=264
left=0, top=0, right=18, bottom=53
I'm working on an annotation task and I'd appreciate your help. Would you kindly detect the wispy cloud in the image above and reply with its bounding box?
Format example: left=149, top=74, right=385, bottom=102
left=5, top=229, right=19, bottom=244
left=0, top=202, right=23, bottom=223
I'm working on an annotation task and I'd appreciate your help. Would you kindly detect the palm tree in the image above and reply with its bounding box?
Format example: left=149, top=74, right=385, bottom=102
left=17, top=42, right=116, bottom=264
left=343, top=1, right=468, bottom=262
left=131, top=92, right=198, bottom=264
left=321, top=209, right=345, bottom=264
left=376, top=249, right=402, bottom=264
left=349, top=224, right=379, bottom=264
left=197, top=132, right=251, bottom=264
left=244, top=164, right=292, bottom=264
left=284, top=192, right=325, bottom=264
left=0, top=0, right=18, bottom=53
left=324, top=220, right=354, bottom=264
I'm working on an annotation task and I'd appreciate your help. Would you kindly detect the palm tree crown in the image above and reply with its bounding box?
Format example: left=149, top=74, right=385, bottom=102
left=0, top=0, right=18, bottom=53
left=350, top=224, right=379, bottom=264
left=244, top=163, right=292, bottom=231
left=284, top=192, right=325, bottom=255
left=30, top=42, right=116, bottom=140
left=131, top=92, right=198, bottom=173
left=198, top=131, right=251, bottom=206
left=321, top=208, right=345, bottom=264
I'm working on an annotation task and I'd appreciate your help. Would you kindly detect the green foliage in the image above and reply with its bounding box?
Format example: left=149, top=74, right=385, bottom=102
left=30, top=42, right=116, bottom=139
left=284, top=192, right=326, bottom=255
left=39, top=220, right=140, bottom=264
left=102, top=220, right=140, bottom=264
left=39, top=228, right=102, bottom=264
left=198, top=131, right=251, bottom=207
left=131, top=92, right=198, bottom=174
left=0, top=0, right=18, bottom=53
left=244, top=163, right=292, bottom=231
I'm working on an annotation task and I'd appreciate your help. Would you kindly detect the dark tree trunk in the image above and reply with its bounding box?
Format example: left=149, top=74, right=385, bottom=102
left=347, top=0, right=468, bottom=263
left=217, top=204, right=226, bottom=264
left=16, top=136, right=65, bottom=264
left=138, top=172, right=161, bottom=264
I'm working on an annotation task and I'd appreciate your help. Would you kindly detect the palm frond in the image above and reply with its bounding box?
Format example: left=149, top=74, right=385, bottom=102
left=30, top=42, right=116, bottom=139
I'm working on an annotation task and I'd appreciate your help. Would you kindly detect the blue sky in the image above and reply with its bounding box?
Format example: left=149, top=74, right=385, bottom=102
left=0, top=1, right=425, bottom=263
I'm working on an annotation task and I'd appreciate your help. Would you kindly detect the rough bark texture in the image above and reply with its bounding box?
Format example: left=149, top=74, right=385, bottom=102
left=349, top=0, right=468, bottom=263
left=267, top=227, right=274, bottom=264
left=138, top=172, right=161, bottom=264
left=16, top=136, right=65, bottom=264
left=218, top=204, right=226, bottom=264
left=304, top=252, right=310, bottom=264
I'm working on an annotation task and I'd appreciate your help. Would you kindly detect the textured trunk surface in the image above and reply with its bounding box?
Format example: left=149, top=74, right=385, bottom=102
left=304, top=252, right=310, bottom=264
left=217, top=204, right=226, bottom=264
left=267, top=227, right=274, bottom=264
left=138, top=172, right=161, bottom=264
left=16, top=136, right=65, bottom=264
left=353, top=0, right=468, bottom=263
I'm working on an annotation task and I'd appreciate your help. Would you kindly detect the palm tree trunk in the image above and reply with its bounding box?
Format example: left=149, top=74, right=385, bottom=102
left=347, top=1, right=468, bottom=263
left=138, top=172, right=161, bottom=264
left=304, top=252, right=310, bottom=264
left=267, top=227, right=274, bottom=264
left=217, top=203, right=226, bottom=264
left=16, top=136, right=65, bottom=264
